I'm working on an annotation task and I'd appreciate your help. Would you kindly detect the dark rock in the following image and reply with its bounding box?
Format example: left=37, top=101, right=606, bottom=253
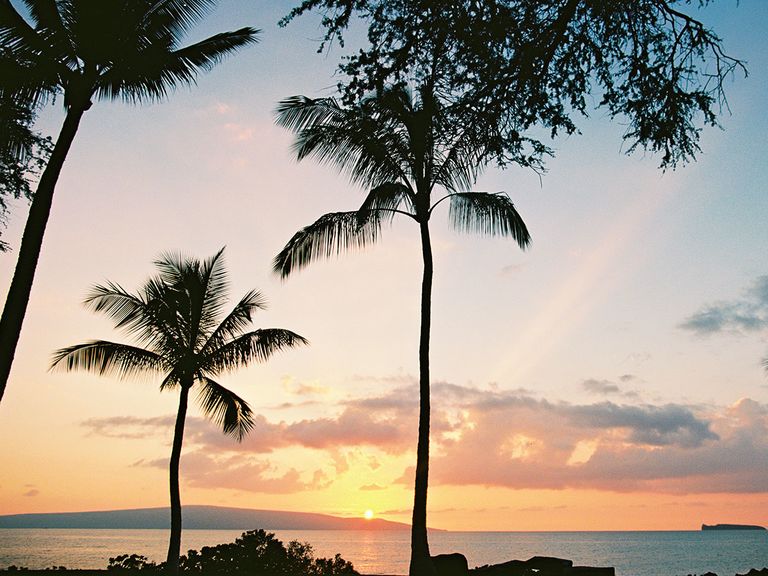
left=701, top=572, right=718, bottom=576
left=736, top=569, right=768, bottom=576
left=470, top=556, right=613, bottom=576
left=432, top=553, right=469, bottom=576
left=526, top=557, right=573, bottom=576
left=571, top=567, right=615, bottom=576
left=471, top=559, right=528, bottom=576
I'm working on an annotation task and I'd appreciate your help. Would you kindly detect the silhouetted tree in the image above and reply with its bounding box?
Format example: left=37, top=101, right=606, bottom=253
left=274, top=84, right=530, bottom=576
left=0, top=48, right=52, bottom=252
left=0, top=98, right=51, bottom=253
left=0, top=0, right=259, bottom=404
left=283, top=1, right=745, bottom=170
left=280, top=3, right=746, bottom=574
left=52, top=249, right=307, bottom=575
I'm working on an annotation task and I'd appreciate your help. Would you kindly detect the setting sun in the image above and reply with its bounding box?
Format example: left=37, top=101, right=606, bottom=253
left=364, top=509, right=374, bottom=520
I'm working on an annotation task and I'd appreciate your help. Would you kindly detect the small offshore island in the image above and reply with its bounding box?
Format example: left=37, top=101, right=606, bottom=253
left=701, top=524, right=767, bottom=531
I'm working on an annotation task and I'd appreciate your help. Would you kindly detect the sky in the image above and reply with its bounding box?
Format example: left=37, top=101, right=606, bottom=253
left=0, top=1, right=767, bottom=532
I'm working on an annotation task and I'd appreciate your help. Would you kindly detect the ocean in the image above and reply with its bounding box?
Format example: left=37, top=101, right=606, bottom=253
left=0, top=529, right=766, bottom=576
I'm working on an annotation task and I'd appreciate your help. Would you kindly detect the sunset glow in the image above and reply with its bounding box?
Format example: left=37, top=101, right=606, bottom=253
left=0, top=1, right=767, bottom=535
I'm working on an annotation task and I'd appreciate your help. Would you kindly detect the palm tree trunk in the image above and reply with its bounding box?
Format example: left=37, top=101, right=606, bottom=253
left=166, top=383, right=190, bottom=575
left=409, top=220, right=436, bottom=576
left=0, top=105, right=88, bottom=404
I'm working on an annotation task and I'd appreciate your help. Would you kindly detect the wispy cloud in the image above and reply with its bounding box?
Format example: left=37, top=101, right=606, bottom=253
left=81, top=415, right=175, bottom=439
left=681, top=275, right=768, bottom=335
left=282, top=378, right=330, bottom=397
left=140, top=451, right=331, bottom=494
left=582, top=379, right=620, bottom=395
left=23, top=484, right=39, bottom=497
left=582, top=378, right=640, bottom=399
left=359, top=483, right=386, bottom=491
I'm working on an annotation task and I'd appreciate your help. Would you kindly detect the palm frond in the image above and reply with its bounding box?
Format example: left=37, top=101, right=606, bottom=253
left=141, top=0, right=217, bottom=41
left=275, top=94, right=410, bottom=188
left=275, top=95, right=345, bottom=133
left=85, top=281, right=145, bottom=324
left=273, top=211, right=385, bottom=279
left=0, top=54, right=60, bottom=110
left=201, top=328, right=308, bottom=375
left=448, top=192, right=531, bottom=249
left=152, top=248, right=229, bottom=350
left=0, top=1, right=50, bottom=57
left=196, top=376, right=254, bottom=441
left=85, top=281, right=166, bottom=344
left=197, top=247, right=230, bottom=342
left=199, top=290, right=267, bottom=356
left=432, top=124, right=492, bottom=193
left=141, top=276, right=190, bottom=350
left=50, top=340, right=165, bottom=378
left=159, top=368, right=182, bottom=392
left=10, top=1, right=79, bottom=77
left=358, top=182, right=416, bottom=224
left=95, top=27, right=259, bottom=103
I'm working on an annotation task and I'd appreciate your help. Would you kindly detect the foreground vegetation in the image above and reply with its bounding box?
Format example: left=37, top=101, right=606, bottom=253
left=3, top=530, right=358, bottom=576
left=107, top=530, right=357, bottom=576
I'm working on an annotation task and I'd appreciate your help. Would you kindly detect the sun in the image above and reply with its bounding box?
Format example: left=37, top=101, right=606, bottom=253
left=364, top=509, right=374, bottom=520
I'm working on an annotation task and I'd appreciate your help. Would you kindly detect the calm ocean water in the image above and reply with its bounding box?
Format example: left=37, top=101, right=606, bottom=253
left=0, top=529, right=766, bottom=576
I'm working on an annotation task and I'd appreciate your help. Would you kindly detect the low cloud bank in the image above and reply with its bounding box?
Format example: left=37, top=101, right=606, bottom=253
left=83, top=382, right=768, bottom=495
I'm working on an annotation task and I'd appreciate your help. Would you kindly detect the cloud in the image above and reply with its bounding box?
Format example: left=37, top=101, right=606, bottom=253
left=582, top=379, right=620, bottom=395
left=500, top=263, right=526, bottom=276
left=84, top=404, right=414, bottom=455
left=81, top=415, right=175, bottom=439
left=581, top=377, right=640, bottom=400
left=517, top=505, right=567, bottom=512
left=23, top=485, right=39, bottom=497
left=285, top=406, right=412, bottom=452
left=82, top=381, right=768, bottom=496
left=223, top=123, right=254, bottom=142
left=213, top=102, right=232, bottom=115
left=141, top=451, right=331, bottom=494
left=565, top=402, right=718, bottom=448
left=429, top=395, right=767, bottom=494
left=282, top=377, right=330, bottom=397
left=681, top=275, right=768, bottom=335
left=359, top=483, right=386, bottom=491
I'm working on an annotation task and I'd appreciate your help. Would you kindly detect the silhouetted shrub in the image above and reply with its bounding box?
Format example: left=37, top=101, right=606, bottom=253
left=179, top=529, right=357, bottom=576
left=107, top=530, right=358, bottom=576
left=107, top=554, right=159, bottom=572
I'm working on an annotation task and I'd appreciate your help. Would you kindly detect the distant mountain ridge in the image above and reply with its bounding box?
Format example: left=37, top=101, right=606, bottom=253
left=0, top=505, right=411, bottom=531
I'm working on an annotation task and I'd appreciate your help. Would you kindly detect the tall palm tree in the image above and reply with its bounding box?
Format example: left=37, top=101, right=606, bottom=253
left=274, top=85, right=531, bottom=576
left=0, top=0, right=259, bottom=404
left=51, top=249, right=307, bottom=575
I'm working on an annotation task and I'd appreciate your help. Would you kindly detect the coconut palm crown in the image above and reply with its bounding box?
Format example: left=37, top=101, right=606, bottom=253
left=0, top=0, right=260, bottom=404
left=52, top=249, right=307, bottom=574
left=274, top=84, right=530, bottom=576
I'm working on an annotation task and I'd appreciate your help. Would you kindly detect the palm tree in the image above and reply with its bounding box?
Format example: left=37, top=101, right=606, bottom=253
left=274, top=85, right=531, bottom=576
left=51, top=249, right=307, bottom=575
left=0, top=0, right=259, bottom=403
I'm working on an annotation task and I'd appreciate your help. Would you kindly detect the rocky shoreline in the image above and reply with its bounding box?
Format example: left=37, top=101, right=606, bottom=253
left=431, top=553, right=768, bottom=576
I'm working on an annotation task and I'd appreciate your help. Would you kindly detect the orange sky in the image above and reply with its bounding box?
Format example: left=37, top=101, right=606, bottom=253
left=0, top=1, right=767, bottom=531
